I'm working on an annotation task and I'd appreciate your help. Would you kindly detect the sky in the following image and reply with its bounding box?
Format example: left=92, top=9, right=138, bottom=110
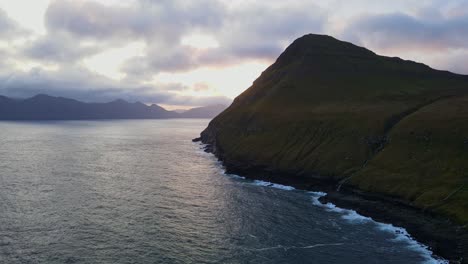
left=0, top=0, right=467, bottom=109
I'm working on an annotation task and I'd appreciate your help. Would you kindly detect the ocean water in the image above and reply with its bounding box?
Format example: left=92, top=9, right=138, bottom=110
left=0, top=119, right=446, bottom=264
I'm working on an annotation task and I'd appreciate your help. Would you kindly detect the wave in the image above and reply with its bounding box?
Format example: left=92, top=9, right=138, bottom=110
left=249, top=180, right=446, bottom=263
left=307, top=192, right=447, bottom=264
left=226, top=173, right=246, bottom=180
left=253, top=180, right=296, bottom=191
left=194, top=142, right=448, bottom=264
left=252, top=243, right=344, bottom=252
left=374, top=222, right=447, bottom=264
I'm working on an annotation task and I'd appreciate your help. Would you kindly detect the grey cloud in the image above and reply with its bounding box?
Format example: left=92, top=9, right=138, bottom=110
left=0, top=8, right=28, bottom=38
left=121, top=1, right=326, bottom=75
left=342, top=11, right=468, bottom=51
left=337, top=3, right=468, bottom=74
left=18, top=0, right=326, bottom=76
left=7, top=0, right=327, bottom=104
left=22, top=33, right=104, bottom=63
left=0, top=66, right=231, bottom=106
left=431, top=50, right=468, bottom=75
left=45, top=0, right=225, bottom=42
left=221, top=2, right=326, bottom=57
left=0, top=66, right=132, bottom=101
left=35, top=0, right=226, bottom=66
left=121, top=46, right=198, bottom=78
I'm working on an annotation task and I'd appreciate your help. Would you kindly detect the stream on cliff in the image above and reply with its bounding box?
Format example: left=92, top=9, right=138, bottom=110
left=0, top=119, right=446, bottom=263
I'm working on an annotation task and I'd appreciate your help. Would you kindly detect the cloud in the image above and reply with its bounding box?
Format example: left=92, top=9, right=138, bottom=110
left=4, top=0, right=327, bottom=100
left=220, top=1, right=326, bottom=58
left=193, top=82, right=211, bottom=92
left=22, top=33, right=104, bottom=63
left=429, top=50, right=468, bottom=75
left=122, top=45, right=199, bottom=77
left=0, top=66, right=231, bottom=106
left=45, top=0, right=224, bottom=42
left=341, top=8, right=468, bottom=52
left=0, top=8, right=28, bottom=38
left=35, top=0, right=230, bottom=73
left=120, top=1, right=326, bottom=76
left=336, top=1, right=468, bottom=75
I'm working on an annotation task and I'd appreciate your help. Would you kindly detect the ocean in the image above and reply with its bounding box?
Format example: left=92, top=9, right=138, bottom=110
left=0, top=119, right=446, bottom=263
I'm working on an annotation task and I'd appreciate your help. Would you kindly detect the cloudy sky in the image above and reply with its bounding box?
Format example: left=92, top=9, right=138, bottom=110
left=0, top=0, right=467, bottom=108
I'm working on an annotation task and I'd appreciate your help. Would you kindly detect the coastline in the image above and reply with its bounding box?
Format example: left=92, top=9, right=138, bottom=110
left=194, top=137, right=467, bottom=263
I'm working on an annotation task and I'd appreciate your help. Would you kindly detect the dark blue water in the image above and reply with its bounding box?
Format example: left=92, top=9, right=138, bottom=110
left=0, top=120, right=445, bottom=263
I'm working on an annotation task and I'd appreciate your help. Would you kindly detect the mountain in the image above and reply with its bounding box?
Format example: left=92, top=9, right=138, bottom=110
left=197, top=34, right=468, bottom=261
left=0, top=94, right=221, bottom=120
left=179, top=104, right=227, bottom=118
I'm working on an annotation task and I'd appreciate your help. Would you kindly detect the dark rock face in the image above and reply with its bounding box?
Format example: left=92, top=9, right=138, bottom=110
left=197, top=34, right=468, bottom=262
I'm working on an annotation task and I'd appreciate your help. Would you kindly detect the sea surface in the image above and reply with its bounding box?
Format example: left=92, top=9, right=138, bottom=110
left=0, top=119, right=446, bottom=264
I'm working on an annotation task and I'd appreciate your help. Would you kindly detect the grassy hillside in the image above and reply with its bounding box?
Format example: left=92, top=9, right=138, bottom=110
left=201, top=34, right=468, bottom=224
left=350, top=95, right=468, bottom=223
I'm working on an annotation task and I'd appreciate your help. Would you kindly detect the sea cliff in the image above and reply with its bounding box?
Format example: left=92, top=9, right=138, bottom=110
left=196, top=34, right=468, bottom=263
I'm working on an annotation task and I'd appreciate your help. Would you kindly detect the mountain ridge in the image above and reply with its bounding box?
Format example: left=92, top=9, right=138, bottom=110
left=0, top=94, right=227, bottom=120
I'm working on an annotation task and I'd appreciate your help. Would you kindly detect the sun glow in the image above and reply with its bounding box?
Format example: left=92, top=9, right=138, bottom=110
left=153, top=61, right=270, bottom=99
left=83, top=42, right=146, bottom=80
left=181, top=34, right=220, bottom=49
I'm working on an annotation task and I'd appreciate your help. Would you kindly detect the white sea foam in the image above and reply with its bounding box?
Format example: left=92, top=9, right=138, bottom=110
left=308, top=192, right=448, bottom=264
left=253, top=243, right=344, bottom=251
left=195, top=150, right=211, bottom=156
left=309, top=191, right=327, bottom=206
left=253, top=180, right=296, bottom=191
left=215, top=163, right=246, bottom=180
left=226, top=173, right=246, bottom=180
left=375, top=222, right=448, bottom=264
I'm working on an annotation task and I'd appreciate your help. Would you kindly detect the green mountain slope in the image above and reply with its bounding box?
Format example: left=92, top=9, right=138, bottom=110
left=199, top=34, right=468, bottom=224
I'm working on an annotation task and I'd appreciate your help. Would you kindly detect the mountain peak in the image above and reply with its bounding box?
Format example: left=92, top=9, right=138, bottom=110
left=292, top=33, right=337, bottom=44
left=110, top=99, right=128, bottom=104
left=30, top=94, right=54, bottom=100
left=293, top=34, right=375, bottom=54
left=275, top=34, right=376, bottom=66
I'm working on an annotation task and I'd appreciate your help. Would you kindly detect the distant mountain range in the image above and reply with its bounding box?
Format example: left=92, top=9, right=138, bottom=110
left=0, top=94, right=227, bottom=120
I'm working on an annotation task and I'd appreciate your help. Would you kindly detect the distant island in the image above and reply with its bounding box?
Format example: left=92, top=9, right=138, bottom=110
left=196, top=34, right=468, bottom=262
left=0, top=94, right=226, bottom=120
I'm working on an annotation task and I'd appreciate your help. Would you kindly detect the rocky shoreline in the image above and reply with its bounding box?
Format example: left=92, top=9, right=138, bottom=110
left=193, top=136, right=468, bottom=264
